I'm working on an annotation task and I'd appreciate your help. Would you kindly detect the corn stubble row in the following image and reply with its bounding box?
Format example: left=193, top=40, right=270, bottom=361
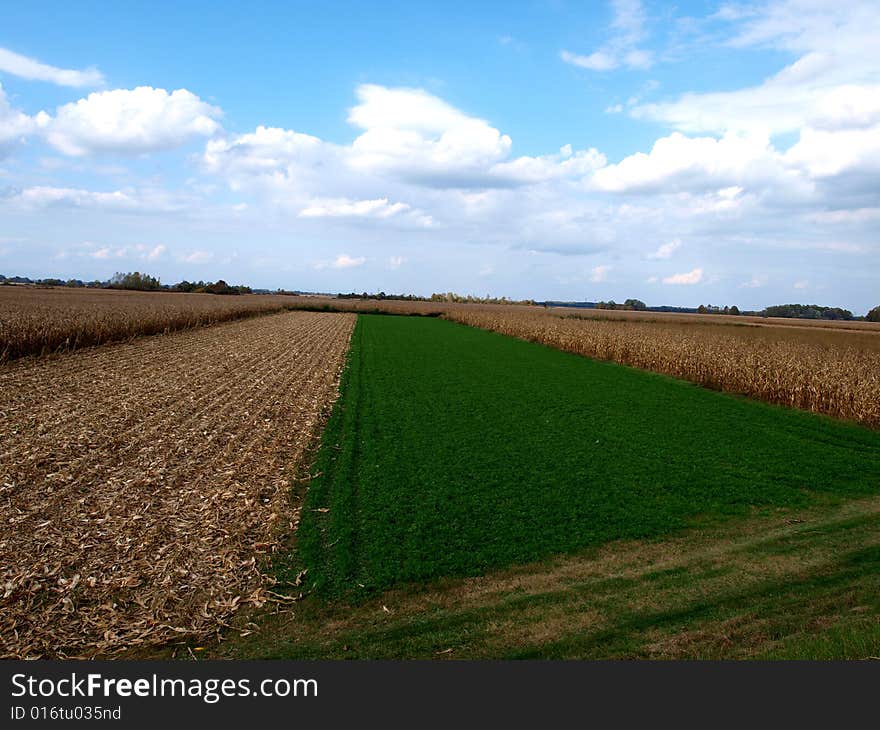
left=443, top=309, right=880, bottom=429
left=0, top=311, right=356, bottom=658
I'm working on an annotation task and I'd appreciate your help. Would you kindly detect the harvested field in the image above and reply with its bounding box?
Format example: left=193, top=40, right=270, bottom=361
left=0, top=310, right=355, bottom=658
left=0, top=286, right=307, bottom=362
left=5, top=288, right=878, bottom=429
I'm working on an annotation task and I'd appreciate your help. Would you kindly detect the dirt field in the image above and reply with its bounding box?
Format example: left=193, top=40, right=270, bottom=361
left=0, top=310, right=355, bottom=658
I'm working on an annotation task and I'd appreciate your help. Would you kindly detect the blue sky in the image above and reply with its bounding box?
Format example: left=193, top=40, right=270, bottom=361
left=1, top=1, right=878, bottom=312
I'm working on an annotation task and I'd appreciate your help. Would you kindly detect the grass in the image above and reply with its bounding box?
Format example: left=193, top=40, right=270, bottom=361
left=296, top=314, right=880, bottom=600
left=217, top=495, right=880, bottom=660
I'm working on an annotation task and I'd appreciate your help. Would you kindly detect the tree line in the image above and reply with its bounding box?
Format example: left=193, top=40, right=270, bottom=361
left=0, top=272, right=253, bottom=295
left=2, top=272, right=879, bottom=320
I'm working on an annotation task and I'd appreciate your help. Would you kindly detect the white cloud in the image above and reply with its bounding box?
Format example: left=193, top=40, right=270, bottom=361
left=0, top=47, right=104, bottom=87
left=388, top=255, right=405, bottom=269
left=43, top=87, right=221, bottom=156
left=793, top=279, right=809, bottom=289
left=0, top=83, right=37, bottom=150
left=202, top=125, right=328, bottom=179
left=739, top=275, right=767, bottom=288
left=490, top=144, right=606, bottom=185
left=58, top=241, right=167, bottom=262
left=180, top=250, right=213, bottom=264
left=2, top=185, right=185, bottom=212
left=560, top=0, right=652, bottom=72
left=346, top=84, right=513, bottom=185
left=663, top=267, right=704, bottom=285
left=560, top=50, right=619, bottom=72
left=784, top=123, right=880, bottom=178
left=146, top=244, right=166, bottom=261
left=591, top=132, right=784, bottom=193
left=201, top=85, right=605, bottom=214
left=648, top=239, right=680, bottom=259
left=299, top=197, right=410, bottom=219
left=5, top=185, right=137, bottom=209
left=590, top=264, right=611, bottom=282
left=633, top=2, right=880, bottom=136
left=807, top=207, right=880, bottom=224
left=314, top=253, right=367, bottom=270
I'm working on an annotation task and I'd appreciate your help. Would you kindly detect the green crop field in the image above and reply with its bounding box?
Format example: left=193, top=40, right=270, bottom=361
left=296, top=314, right=880, bottom=601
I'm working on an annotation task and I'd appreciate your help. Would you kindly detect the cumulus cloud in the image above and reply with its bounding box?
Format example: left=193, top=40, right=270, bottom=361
left=561, top=0, right=652, bottom=72
left=0, top=83, right=38, bottom=151
left=663, top=268, right=703, bottom=285
left=179, top=250, right=213, bottom=264
left=1, top=185, right=185, bottom=212
left=299, top=197, right=410, bottom=219
left=202, top=125, right=328, bottom=180
left=57, top=241, right=166, bottom=261
left=199, top=84, right=607, bottom=237
left=490, top=144, right=606, bottom=185
left=0, top=47, right=104, bottom=87
left=346, top=84, right=513, bottom=185
left=4, top=185, right=139, bottom=209
left=808, top=207, right=880, bottom=224
left=648, top=239, right=680, bottom=259
left=784, top=124, right=880, bottom=178
left=739, top=275, right=767, bottom=288
left=560, top=50, right=619, bottom=72
left=315, top=253, right=366, bottom=270
left=590, top=264, right=611, bottom=282
left=388, top=255, right=405, bottom=269
left=631, top=1, right=880, bottom=140
left=42, top=87, right=221, bottom=156
left=591, top=132, right=784, bottom=193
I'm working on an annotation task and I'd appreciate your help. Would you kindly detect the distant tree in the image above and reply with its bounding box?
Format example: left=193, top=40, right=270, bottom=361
left=763, top=303, right=853, bottom=321
left=110, top=271, right=161, bottom=291
left=624, top=298, right=647, bottom=311
left=729, top=305, right=741, bottom=316
left=867, top=305, right=880, bottom=323
left=697, top=304, right=708, bottom=314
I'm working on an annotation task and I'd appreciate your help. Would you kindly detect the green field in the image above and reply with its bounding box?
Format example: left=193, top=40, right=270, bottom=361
left=296, top=314, right=880, bottom=600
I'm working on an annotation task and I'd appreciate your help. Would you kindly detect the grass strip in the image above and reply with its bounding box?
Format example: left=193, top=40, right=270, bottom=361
left=297, top=314, right=880, bottom=599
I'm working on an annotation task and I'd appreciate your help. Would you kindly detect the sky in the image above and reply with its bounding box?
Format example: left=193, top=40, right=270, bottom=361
left=1, top=1, right=878, bottom=312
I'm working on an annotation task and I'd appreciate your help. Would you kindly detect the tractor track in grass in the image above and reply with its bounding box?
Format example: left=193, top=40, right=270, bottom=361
left=0, top=310, right=355, bottom=658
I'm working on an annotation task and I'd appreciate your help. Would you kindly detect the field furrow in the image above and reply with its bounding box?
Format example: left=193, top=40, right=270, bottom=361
left=0, top=311, right=355, bottom=658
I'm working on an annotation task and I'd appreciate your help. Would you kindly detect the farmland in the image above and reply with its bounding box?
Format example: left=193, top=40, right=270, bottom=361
left=1, top=288, right=879, bottom=660
left=297, top=315, right=880, bottom=598
left=3, top=287, right=879, bottom=430
left=0, top=310, right=355, bottom=658
left=209, top=313, right=880, bottom=660
left=444, top=307, right=880, bottom=428
left=0, top=286, right=308, bottom=361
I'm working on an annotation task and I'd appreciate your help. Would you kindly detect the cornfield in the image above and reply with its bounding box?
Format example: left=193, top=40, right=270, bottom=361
left=0, top=286, right=305, bottom=361
left=3, top=287, right=879, bottom=427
